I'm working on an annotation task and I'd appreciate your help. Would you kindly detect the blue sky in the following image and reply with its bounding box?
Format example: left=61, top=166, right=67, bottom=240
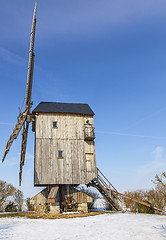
left=1, top=0, right=166, bottom=198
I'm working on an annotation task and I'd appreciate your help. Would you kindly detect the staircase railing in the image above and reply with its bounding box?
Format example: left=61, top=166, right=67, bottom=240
left=93, top=168, right=166, bottom=213
left=97, top=168, right=119, bottom=194
left=88, top=168, right=122, bottom=211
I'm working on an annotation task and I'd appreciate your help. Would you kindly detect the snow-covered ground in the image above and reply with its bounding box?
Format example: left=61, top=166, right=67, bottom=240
left=0, top=213, right=166, bottom=240
left=93, top=198, right=106, bottom=211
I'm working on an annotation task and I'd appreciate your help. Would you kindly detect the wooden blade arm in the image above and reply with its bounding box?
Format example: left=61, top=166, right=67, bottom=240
left=27, top=53, right=35, bottom=107
left=19, top=122, right=29, bottom=186
left=2, top=103, right=32, bottom=163
left=25, top=3, right=37, bottom=107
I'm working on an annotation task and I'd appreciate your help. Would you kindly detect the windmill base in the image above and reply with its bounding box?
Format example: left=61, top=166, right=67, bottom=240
left=30, top=185, right=92, bottom=214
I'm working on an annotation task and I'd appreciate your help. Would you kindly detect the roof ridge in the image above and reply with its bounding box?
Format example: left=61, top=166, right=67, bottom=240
left=40, top=101, right=89, bottom=105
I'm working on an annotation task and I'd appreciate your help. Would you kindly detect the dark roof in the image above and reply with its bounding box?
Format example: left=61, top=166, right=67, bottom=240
left=32, top=102, right=95, bottom=116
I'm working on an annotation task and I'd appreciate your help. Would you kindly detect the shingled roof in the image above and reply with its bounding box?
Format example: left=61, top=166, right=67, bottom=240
left=32, top=102, right=95, bottom=116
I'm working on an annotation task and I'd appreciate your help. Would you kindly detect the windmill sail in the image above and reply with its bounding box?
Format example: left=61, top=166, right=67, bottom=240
left=2, top=104, right=32, bottom=162
left=19, top=122, right=29, bottom=185
left=19, top=3, right=37, bottom=185
left=2, top=3, right=37, bottom=185
left=25, top=3, right=37, bottom=108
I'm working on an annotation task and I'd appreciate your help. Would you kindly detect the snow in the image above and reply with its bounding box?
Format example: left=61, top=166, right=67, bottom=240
left=93, top=199, right=106, bottom=211
left=0, top=213, right=166, bottom=240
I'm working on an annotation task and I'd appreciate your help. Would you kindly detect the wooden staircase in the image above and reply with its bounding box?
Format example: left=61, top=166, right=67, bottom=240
left=88, top=168, right=166, bottom=213
left=87, top=168, right=122, bottom=211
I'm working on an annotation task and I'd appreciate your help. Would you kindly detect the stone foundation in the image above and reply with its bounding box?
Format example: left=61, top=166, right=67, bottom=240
left=78, top=203, right=88, bottom=213
left=35, top=204, right=46, bottom=213
left=49, top=203, right=60, bottom=214
left=30, top=185, right=93, bottom=214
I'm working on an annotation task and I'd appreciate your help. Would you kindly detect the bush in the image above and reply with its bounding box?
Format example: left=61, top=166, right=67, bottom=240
left=136, top=201, right=155, bottom=214
left=5, top=202, right=17, bottom=212
left=0, top=181, right=16, bottom=211
left=0, top=180, right=24, bottom=212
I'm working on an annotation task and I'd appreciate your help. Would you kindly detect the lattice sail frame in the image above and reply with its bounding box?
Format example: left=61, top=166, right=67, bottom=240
left=2, top=3, right=37, bottom=186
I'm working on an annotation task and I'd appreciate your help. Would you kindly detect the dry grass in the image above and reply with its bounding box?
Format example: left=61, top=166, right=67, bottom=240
left=0, top=211, right=106, bottom=219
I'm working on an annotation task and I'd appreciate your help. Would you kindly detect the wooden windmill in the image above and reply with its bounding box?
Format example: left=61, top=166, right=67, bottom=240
left=2, top=3, right=99, bottom=213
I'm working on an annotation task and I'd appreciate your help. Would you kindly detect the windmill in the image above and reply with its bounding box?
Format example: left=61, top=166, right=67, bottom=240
left=0, top=3, right=125, bottom=214
left=2, top=3, right=37, bottom=186
left=1, top=3, right=99, bottom=213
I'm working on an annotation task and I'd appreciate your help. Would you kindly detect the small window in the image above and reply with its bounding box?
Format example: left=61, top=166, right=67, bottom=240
left=53, top=121, right=57, bottom=128
left=58, top=150, right=63, bottom=158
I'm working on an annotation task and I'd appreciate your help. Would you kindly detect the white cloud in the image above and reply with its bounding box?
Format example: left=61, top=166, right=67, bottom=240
left=96, top=131, right=166, bottom=139
left=138, top=146, right=166, bottom=177
left=0, top=47, right=26, bottom=66
left=25, top=152, right=33, bottom=161
left=2, top=151, right=33, bottom=167
left=1, top=156, right=18, bottom=167
left=0, top=122, right=14, bottom=126
left=152, top=146, right=163, bottom=160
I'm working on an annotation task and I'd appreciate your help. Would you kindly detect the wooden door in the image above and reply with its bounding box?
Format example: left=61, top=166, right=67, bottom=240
left=85, top=153, right=93, bottom=172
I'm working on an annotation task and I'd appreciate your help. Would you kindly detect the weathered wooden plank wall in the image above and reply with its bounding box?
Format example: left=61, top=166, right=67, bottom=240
left=34, top=113, right=97, bottom=185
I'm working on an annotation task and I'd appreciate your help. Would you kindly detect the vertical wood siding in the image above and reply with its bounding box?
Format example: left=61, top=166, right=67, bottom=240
left=34, top=113, right=97, bottom=185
